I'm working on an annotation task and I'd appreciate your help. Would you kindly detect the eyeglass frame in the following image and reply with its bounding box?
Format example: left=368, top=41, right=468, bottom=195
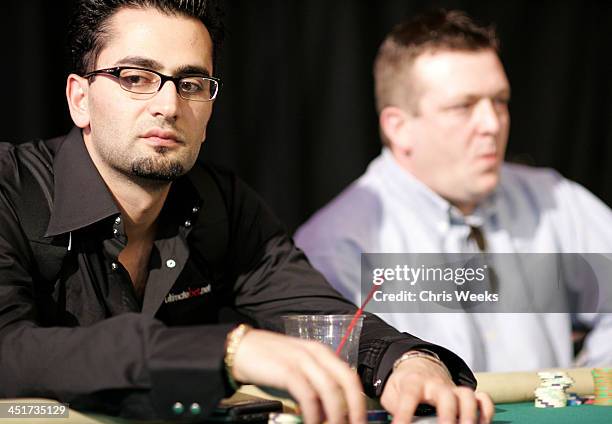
left=82, top=66, right=222, bottom=102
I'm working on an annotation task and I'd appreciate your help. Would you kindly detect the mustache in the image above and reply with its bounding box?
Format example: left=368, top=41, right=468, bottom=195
left=137, top=122, right=185, bottom=142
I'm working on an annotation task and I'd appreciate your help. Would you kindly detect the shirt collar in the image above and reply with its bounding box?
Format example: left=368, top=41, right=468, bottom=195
left=378, top=147, right=498, bottom=229
left=45, top=127, right=119, bottom=237
left=45, top=127, right=203, bottom=237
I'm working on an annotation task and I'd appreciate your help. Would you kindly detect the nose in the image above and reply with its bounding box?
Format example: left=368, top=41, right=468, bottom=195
left=475, top=98, right=504, bottom=135
left=147, top=80, right=180, bottom=119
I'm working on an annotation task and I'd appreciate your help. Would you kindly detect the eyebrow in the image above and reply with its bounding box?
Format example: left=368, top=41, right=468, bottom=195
left=451, top=89, right=512, bottom=103
left=176, top=65, right=211, bottom=77
left=114, top=56, right=211, bottom=77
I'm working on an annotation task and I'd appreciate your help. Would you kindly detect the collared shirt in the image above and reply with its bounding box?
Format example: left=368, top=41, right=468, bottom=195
left=0, top=130, right=475, bottom=420
left=296, top=147, right=612, bottom=372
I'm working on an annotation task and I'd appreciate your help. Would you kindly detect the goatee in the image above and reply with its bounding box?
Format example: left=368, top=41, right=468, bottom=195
left=131, top=156, right=184, bottom=181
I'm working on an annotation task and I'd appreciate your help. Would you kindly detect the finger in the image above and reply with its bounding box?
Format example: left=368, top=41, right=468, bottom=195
left=454, top=387, right=477, bottom=424
left=286, top=373, right=323, bottom=424
left=386, top=387, right=421, bottom=424
left=428, top=386, right=457, bottom=424
left=475, top=392, right=494, bottom=424
left=297, top=345, right=350, bottom=424
left=336, top=370, right=366, bottom=424
left=304, top=342, right=366, bottom=424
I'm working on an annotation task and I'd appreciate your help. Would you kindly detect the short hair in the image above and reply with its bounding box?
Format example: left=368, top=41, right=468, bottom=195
left=373, top=9, right=499, bottom=115
left=67, top=0, right=224, bottom=76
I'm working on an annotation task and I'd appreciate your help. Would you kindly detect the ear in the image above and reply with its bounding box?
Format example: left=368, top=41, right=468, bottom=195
left=379, top=106, right=415, bottom=153
left=66, top=74, right=90, bottom=129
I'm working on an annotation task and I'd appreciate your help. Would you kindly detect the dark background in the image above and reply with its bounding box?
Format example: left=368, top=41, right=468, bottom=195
left=2, top=1, right=611, bottom=232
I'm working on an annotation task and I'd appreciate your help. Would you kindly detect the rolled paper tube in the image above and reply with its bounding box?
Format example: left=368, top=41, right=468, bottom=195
left=237, top=385, right=381, bottom=413
left=475, top=368, right=597, bottom=403
left=238, top=385, right=299, bottom=413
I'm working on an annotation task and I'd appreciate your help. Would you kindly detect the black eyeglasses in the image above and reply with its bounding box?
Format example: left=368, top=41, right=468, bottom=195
left=83, top=66, right=221, bottom=102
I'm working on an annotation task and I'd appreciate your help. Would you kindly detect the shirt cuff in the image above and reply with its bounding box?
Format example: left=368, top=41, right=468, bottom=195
left=371, top=335, right=476, bottom=397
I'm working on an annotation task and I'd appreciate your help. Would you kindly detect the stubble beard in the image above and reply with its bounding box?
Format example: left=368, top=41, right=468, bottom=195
left=131, top=146, right=185, bottom=182
left=101, top=143, right=191, bottom=189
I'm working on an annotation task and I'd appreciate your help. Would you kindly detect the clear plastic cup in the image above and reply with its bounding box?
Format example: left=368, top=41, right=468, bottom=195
left=282, top=315, right=363, bottom=369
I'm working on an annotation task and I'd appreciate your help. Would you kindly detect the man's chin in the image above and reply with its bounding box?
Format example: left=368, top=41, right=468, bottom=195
left=472, top=176, right=500, bottom=200
left=130, top=158, right=186, bottom=181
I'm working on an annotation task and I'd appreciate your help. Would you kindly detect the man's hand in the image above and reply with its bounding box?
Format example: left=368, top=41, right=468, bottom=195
left=231, top=329, right=366, bottom=424
left=380, top=357, right=494, bottom=424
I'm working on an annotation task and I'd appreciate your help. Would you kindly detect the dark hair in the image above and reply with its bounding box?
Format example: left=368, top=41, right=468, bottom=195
left=67, top=0, right=224, bottom=75
left=374, top=9, right=499, bottom=114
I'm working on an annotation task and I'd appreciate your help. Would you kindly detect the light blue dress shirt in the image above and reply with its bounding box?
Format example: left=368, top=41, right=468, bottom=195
left=296, top=148, right=612, bottom=372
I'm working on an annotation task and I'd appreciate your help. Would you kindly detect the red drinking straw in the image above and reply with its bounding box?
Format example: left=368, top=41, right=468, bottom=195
left=335, top=282, right=380, bottom=356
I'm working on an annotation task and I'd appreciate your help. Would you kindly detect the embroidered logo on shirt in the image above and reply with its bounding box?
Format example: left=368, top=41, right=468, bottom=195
left=164, top=284, right=212, bottom=304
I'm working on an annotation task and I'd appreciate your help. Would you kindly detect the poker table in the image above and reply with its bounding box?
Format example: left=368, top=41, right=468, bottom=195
left=491, top=402, right=609, bottom=423
left=474, top=368, right=612, bottom=423
left=1, top=369, right=610, bottom=423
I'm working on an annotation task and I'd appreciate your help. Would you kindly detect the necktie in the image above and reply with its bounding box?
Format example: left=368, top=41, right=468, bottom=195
left=468, top=225, right=487, bottom=251
left=467, top=225, right=498, bottom=300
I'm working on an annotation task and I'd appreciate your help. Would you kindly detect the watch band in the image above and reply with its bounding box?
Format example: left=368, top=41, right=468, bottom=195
left=392, top=349, right=452, bottom=380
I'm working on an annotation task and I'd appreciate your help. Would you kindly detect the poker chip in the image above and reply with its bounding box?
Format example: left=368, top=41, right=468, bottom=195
left=533, top=371, right=574, bottom=408
left=591, top=368, right=612, bottom=406
left=268, top=413, right=303, bottom=423
left=567, top=393, right=583, bottom=406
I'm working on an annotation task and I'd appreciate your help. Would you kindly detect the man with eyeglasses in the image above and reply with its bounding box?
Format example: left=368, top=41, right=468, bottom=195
left=0, top=1, right=493, bottom=423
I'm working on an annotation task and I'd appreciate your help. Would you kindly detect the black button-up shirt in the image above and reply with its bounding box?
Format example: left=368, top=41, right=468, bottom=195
left=0, top=128, right=475, bottom=420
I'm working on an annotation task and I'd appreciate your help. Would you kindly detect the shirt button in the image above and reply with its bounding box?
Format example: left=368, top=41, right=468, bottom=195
left=166, top=259, right=176, bottom=268
left=172, top=402, right=184, bottom=415
left=192, top=206, right=200, bottom=214
left=113, top=228, right=119, bottom=236
left=111, top=262, right=118, bottom=271
left=190, top=402, right=201, bottom=415
left=114, top=216, right=121, bottom=225
left=184, top=220, right=192, bottom=227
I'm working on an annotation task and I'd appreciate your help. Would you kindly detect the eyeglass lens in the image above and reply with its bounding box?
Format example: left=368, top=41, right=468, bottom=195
left=118, top=68, right=218, bottom=101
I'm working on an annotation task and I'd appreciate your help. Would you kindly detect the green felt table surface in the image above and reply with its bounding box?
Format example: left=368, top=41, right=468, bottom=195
left=493, top=402, right=612, bottom=424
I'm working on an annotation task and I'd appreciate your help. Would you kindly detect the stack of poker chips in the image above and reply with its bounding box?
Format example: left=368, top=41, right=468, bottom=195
left=533, top=371, right=574, bottom=408
left=591, top=367, right=612, bottom=406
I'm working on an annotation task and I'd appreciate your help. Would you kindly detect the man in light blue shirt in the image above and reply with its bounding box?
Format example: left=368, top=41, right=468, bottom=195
left=295, top=9, right=612, bottom=372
